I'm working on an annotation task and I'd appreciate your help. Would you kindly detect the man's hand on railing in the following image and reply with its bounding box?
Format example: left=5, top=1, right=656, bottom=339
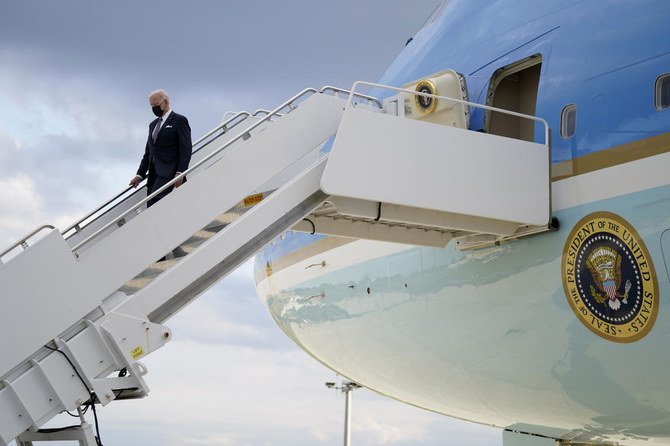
left=129, top=175, right=142, bottom=188
left=175, top=173, right=184, bottom=188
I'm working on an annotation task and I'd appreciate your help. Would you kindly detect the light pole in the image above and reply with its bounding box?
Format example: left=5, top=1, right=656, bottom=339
left=326, top=380, right=362, bottom=446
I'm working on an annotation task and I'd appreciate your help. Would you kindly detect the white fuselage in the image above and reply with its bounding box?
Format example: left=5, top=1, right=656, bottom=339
left=255, top=147, right=670, bottom=444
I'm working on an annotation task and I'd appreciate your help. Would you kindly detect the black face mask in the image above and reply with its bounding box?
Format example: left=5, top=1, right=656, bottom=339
left=152, top=105, right=163, bottom=117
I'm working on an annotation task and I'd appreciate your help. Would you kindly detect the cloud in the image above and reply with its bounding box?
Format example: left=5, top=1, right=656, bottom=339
left=86, top=340, right=341, bottom=445
left=358, top=416, right=423, bottom=444
left=35, top=263, right=502, bottom=446
left=78, top=335, right=498, bottom=446
left=0, top=173, right=85, bottom=254
left=0, top=1, right=436, bottom=119
left=0, top=67, right=148, bottom=241
left=0, top=174, right=44, bottom=243
left=0, top=2, right=506, bottom=446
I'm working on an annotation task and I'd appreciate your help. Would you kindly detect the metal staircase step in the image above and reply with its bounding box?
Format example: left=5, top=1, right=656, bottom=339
left=205, top=211, right=243, bottom=229
left=0, top=90, right=347, bottom=446
left=132, top=259, right=179, bottom=278
left=118, top=210, right=246, bottom=295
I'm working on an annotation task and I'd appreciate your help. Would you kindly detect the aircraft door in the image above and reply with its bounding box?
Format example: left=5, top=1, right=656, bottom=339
left=484, top=54, right=542, bottom=142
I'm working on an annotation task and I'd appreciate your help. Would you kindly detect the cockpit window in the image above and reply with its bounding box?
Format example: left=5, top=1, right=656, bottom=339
left=418, top=0, right=452, bottom=32
left=654, top=73, right=670, bottom=111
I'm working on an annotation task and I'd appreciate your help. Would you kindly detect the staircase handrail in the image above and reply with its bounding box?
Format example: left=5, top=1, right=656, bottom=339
left=320, top=86, right=382, bottom=108
left=72, top=88, right=319, bottom=255
left=0, top=225, right=55, bottom=262
left=192, top=111, right=251, bottom=155
left=61, top=111, right=252, bottom=239
left=347, top=81, right=550, bottom=145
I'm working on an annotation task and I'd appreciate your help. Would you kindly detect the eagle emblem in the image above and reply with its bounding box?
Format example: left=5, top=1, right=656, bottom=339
left=585, top=246, right=632, bottom=310
left=414, top=80, right=437, bottom=114
left=561, top=211, right=659, bottom=343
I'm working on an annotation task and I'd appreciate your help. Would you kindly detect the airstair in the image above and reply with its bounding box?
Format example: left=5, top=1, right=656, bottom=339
left=0, top=79, right=552, bottom=445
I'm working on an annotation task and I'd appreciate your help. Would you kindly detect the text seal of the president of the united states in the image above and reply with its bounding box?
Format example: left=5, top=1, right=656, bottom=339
left=561, top=211, right=659, bottom=343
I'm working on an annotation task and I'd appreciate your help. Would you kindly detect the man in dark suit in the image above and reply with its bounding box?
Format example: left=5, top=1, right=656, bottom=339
left=129, top=89, right=192, bottom=207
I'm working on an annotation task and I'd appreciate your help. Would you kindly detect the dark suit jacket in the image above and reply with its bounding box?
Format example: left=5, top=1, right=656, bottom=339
left=136, top=111, right=192, bottom=180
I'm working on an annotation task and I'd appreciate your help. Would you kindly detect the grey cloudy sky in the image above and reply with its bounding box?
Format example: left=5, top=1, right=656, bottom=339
left=0, top=1, right=501, bottom=445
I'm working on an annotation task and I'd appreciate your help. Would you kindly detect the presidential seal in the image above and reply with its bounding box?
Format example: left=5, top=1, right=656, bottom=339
left=561, top=211, right=659, bottom=343
left=414, top=80, right=437, bottom=113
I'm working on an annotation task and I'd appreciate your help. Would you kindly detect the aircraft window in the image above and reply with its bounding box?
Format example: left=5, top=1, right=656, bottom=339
left=654, top=73, right=670, bottom=111
left=560, top=104, right=577, bottom=139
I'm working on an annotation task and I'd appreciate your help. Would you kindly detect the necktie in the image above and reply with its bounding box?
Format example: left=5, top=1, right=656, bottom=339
left=152, top=118, right=162, bottom=143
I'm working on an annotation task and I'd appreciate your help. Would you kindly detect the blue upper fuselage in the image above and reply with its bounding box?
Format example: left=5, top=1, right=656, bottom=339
left=252, top=2, right=670, bottom=439
left=376, top=0, right=670, bottom=164
left=256, top=0, right=670, bottom=269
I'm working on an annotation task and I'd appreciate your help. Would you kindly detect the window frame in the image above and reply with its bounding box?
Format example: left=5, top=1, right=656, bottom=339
left=654, top=73, right=670, bottom=111
left=560, top=103, right=577, bottom=139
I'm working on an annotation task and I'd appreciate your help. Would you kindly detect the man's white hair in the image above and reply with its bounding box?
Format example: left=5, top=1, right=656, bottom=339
left=149, top=89, right=170, bottom=102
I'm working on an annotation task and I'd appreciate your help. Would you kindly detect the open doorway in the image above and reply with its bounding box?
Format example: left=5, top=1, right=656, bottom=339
left=484, top=54, right=542, bottom=141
